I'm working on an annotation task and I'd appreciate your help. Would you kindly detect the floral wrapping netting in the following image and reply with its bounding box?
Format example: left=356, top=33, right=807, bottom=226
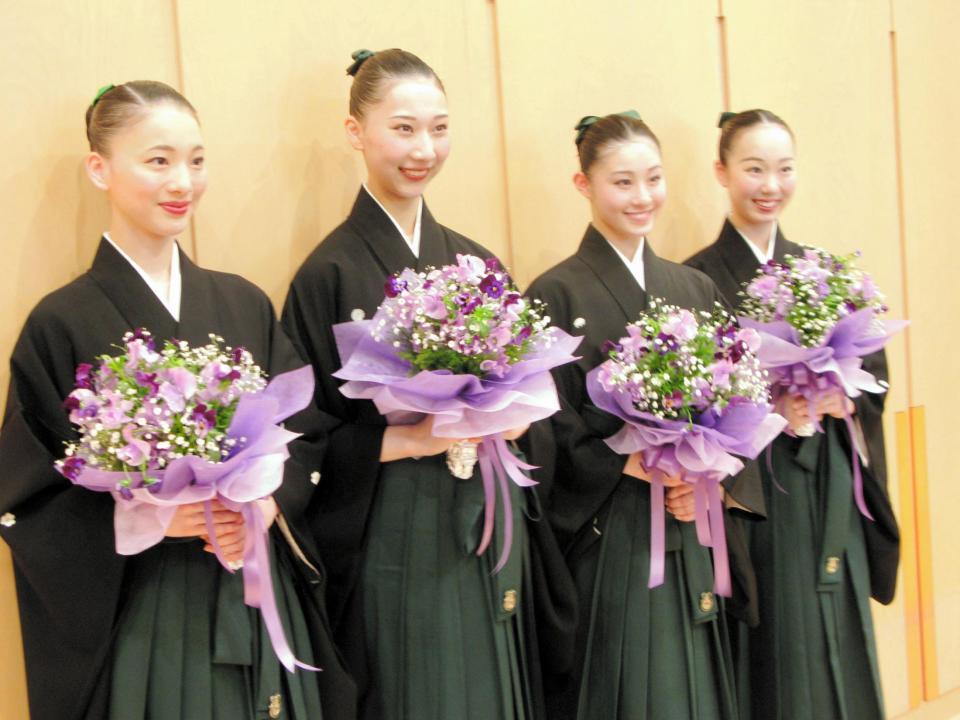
left=586, top=301, right=787, bottom=596
left=56, top=329, right=317, bottom=671
left=737, top=247, right=907, bottom=519
left=333, top=254, right=581, bottom=572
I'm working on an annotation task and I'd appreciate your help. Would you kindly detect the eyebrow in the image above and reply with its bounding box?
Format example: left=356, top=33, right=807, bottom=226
left=389, top=114, right=449, bottom=120
left=146, top=144, right=205, bottom=152
left=611, top=165, right=663, bottom=174
left=739, top=156, right=793, bottom=163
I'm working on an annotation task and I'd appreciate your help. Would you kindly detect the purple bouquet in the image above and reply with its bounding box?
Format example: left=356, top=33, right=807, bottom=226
left=56, top=329, right=316, bottom=671
left=586, top=301, right=787, bottom=596
left=333, top=254, right=581, bottom=571
left=738, top=247, right=907, bottom=518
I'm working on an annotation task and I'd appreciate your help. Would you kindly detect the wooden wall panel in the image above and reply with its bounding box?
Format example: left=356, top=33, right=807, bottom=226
left=722, top=1, right=910, bottom=713
left=0, top=3, right=182, bottom=716
left=176, top=0, right=509, bottom=305
left=494, top=0, right=726, bottom=287
left=893, top=0, right=960, bottom=697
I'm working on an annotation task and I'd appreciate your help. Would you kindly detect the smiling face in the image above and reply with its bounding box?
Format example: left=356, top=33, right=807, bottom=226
left=86, top=102, right=207, bottom=244
left=346, top=77, right=450, bottom=206
left=716, top=123, right=796, bottom=234
left=575, top=137, right=666, bottom=246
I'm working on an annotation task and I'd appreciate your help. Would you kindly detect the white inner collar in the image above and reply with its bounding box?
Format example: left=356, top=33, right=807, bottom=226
left=732, top=219, right=778, bottom=265
left=363, top=184, right=423, bottom=258
left=104, top=233, right=182, bottom=321
left=606, top=236, right=646, bottom=290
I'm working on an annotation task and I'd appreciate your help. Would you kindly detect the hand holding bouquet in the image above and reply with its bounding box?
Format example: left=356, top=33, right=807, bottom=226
left=738, top=247, right=907, bottom=518
left=56, top=329, right=316, bottom=671
left=586, top=301, right=787, bottom=596
left=333, top=254, right=580, bottom=571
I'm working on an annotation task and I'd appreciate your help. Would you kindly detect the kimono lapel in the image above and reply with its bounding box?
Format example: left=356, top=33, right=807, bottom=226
left=715, top=219, right=764, bottom=289
left=176, top=249, right=226, bottom=346
left=772, top=225, right=803, bottom=262
left=575, top=225, right=648, bottom=325
left=86, top=237, right=178, bottom=341
left=416, top=202, right=451, bottom=271
left=345, top=188, right=418, bottom=276
left=642, top=238, right=689, bottom=306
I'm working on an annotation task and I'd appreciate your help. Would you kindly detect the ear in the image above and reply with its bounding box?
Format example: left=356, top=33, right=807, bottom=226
left=714, top=160, right=728, bottom=188
left=85, top=152, right=109, bottom=190
left=572, top=171, right=592, bottom=199
left=344, top=116, right=364, bottom=151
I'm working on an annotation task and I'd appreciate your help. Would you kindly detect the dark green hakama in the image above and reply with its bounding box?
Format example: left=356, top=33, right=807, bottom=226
left=573, top=477, right=738, bottom=720
left=361, top=454, right=531, bottom=720
left=741, top=423, right=884, bottom=720
left=109, top=535, right=323, bottom=720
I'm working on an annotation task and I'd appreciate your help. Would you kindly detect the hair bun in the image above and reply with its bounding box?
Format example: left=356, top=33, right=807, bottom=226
left=717, top=111, right=737, bottom=128
left=346, top=49, right=376, bottom=76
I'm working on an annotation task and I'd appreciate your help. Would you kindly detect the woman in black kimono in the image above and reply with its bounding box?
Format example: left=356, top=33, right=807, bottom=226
left=525, top=112, right=754, bottom=720
left=282, top=49, right=570, bottom=720
left=0, top=81, right=354, bottom=720
left=685, top=109, right=898, bottom=720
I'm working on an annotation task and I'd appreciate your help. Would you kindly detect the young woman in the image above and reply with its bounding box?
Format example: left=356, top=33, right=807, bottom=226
left=0, top=81, right=354, bottom=720
left=525, top=112, right=757, bottom=720
left=282, top=49, right=570, bottom=720
left=685, top=109, right=898, bottom=719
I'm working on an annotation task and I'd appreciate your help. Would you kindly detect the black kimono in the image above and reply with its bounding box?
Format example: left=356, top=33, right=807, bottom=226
left=0, top=239, right=355, bottom=720
left=282, top=188, right=574, bottom=720
left=685, top=219, right=899, bottom=719
left=525, top=225, right=750, bottom=720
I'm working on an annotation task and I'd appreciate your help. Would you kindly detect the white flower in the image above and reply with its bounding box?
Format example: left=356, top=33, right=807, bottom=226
left=573, top=317, right=586, bottom=329
left=350, top=308, right=366, bottom=321
left=1, top=513, right=16, bottom=527
left=310, top=471, right=321, bottom=485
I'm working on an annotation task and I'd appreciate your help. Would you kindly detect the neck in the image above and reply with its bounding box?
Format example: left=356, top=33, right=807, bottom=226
left=107, top=217, right=175, bottom=284
left=366, top=182, right=419, bottom=236
left=730, top=214, right=775, bottom=253
left=593, top=219, right=642, bottom=261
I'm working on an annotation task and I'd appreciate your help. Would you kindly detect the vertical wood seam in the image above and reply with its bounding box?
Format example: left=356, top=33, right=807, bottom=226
left=910, top=406, right=939, bottom=701
left=487, top=0, right=516, bottom=275
left=717, top=0, right=731, bottom=111
left=896, top=410, right=923, bottom=709
left=170, top=0, right=198, bottom=262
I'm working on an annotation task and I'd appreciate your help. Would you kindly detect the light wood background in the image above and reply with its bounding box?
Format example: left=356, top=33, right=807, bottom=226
left=1, top=2, right=955, bottom=717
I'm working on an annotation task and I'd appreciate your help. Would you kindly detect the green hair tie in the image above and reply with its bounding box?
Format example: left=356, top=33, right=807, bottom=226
left=346, top=49, right=375, bottom=77
left=718, top=111, right=737, bottom=128
left=574, top=110, right=642, bottom=145
left=91, top=84, right=115, bottom=108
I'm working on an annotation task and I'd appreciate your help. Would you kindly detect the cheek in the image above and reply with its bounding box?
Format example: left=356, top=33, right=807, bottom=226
left=433, top=137, right=451, bottom=164
left=192, top=172, right=209, bottom=200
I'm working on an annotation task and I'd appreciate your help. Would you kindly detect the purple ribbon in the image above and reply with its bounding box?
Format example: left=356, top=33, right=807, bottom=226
left=66, top=366, right=318, bottom=673
left=476, top=435, right=538, bottom=572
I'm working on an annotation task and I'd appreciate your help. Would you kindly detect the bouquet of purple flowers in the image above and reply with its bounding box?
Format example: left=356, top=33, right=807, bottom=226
left=738, top=247, right=907, bottom=518
left=586, top=301, right=787, bottom=596
left=56, top=329, right=316, bottom=671
left=333, top=254, right=580, bottom=571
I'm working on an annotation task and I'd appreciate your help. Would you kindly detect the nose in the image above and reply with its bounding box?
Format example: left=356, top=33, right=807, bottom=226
left=761, top=172, right=779, bottom=194
left=632, top=182, right=652, bottom=206
left=167, top=161, right=192, bottom=194
left=410, top=130, right=436, bottom=162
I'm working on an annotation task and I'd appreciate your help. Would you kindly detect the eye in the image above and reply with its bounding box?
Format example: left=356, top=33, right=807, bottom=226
left=746, top=166, right=762, bottom=174
left=781, top=165, right=794, bottom=173
left=192, top=156, right=205, bottom=168
left=147, top=157, right=168, bottom=166
left=649, top=175, right=662, bottom=184
left=433, top=123, right=448, bottom=133
left=615, top=179, right=632, bottom=187
left=394, top=123, right=414, bottom=133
